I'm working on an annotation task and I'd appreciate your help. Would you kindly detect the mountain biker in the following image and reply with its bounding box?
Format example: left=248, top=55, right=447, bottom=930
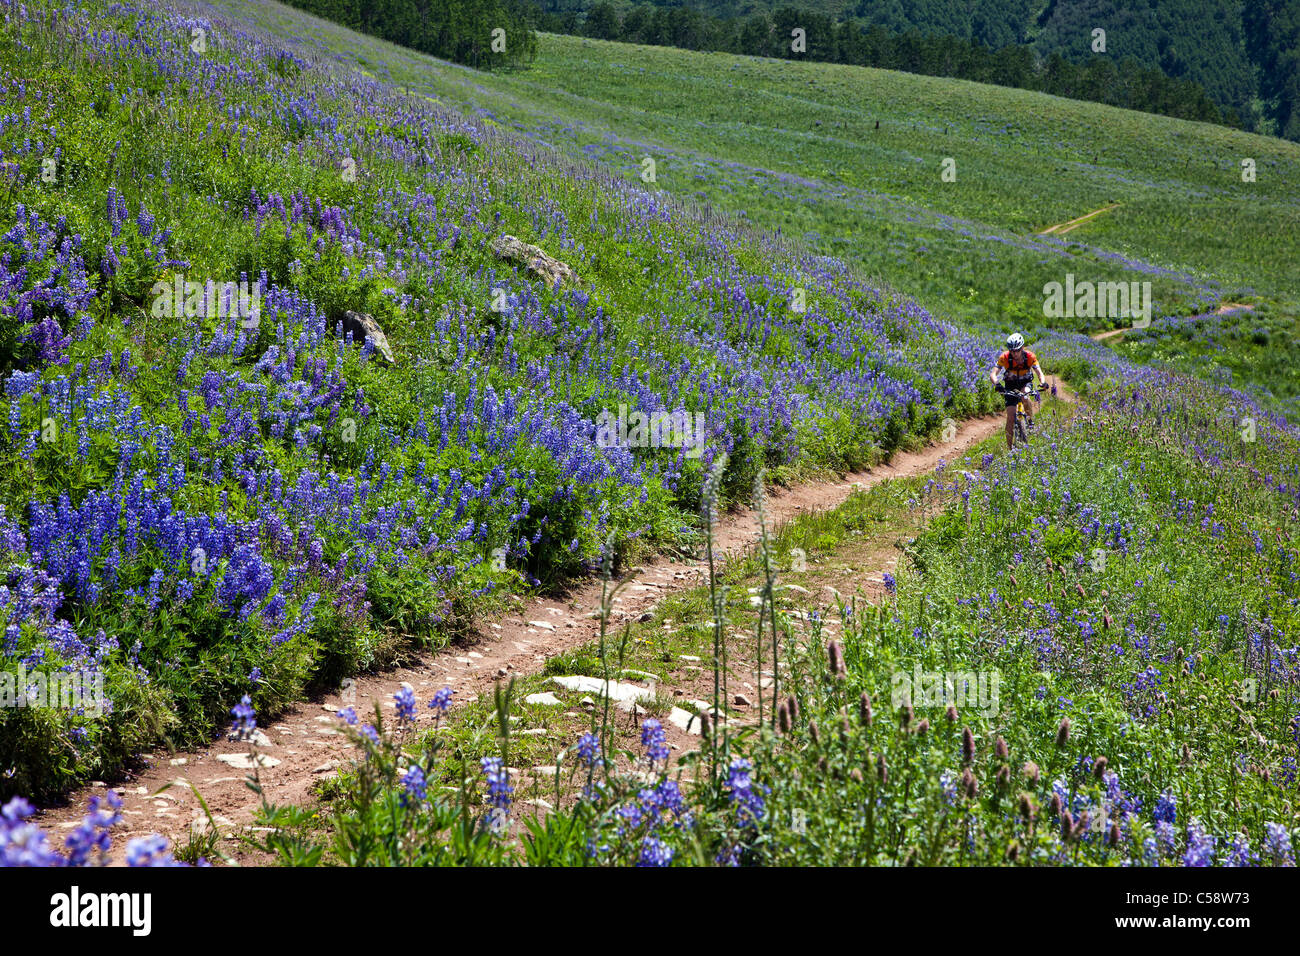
left=989, top=333, right=1045, bottom=449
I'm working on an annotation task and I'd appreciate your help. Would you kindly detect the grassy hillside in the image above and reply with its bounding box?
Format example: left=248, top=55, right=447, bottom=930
left=0, top=0, right=993, bottom=799
left=2, top=0, right=1298, bottom=871
left=204, top=12, right=1300, bottom=343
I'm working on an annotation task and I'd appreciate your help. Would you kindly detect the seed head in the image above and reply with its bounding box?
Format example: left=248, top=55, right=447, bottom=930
left=995, top=736, right=1009, bottom=760
left=827, top=639, right=846, bottom=678
left=1018, top=792, right=1036, bottom=822
left=961, top=726, right=975, bottom=763
left=1023, top=760, right=1040, bottom=785
left=962, top=767, right=978, bottom=800
left=858, top=692, right=873, bottom=726
left=1071, top=811, right=1090, bottom=842
left=1055, top=717, right=1071, bottom=748
left=1092, top=756, right=1108, bottom=779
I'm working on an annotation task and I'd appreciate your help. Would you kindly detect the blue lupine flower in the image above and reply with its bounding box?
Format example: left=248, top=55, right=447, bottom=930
left=1264, top=823, right=1294, bottom=866
left=63, top=792, right=123, bottom=866
left=394, top=686, right=417, bottom=725
left=427, top=686, right=453, bottom=715
left=576, top=733, right=600, bottom=767
left=725, top=758, right=766, bottom=829
left=125, top=834, right=184, bottom=867
left=1183, top=819, right=1215, bottom=867
left=1153, top=790, right=1176, bottom=825
left=230, top=695, right=256, bottom=741
left=1224, top=833, right=1258, bottom=867
left=637, top=835, right=673, bottom=867
left=400, top=765, right=427, bottom=807
left=481, top=755, right=513, bottom=833
left=715, top=843, right=742, bottom=867
left=640, top=718, right=669, bottom=764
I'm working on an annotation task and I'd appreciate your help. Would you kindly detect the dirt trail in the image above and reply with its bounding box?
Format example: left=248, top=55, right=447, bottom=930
left=35, top=393, right=1072, bottom=851
left=1090, top=302, right=1255, bottom=342
left=1038, top=202, right=1120, bottom=237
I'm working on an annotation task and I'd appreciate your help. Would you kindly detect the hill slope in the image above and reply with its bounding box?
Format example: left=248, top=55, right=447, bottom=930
left=0, top=0, right=991, bottom=798
left=2, top=0, right=1299, bottom=874
left=210, top=10, right=1300, bottom=340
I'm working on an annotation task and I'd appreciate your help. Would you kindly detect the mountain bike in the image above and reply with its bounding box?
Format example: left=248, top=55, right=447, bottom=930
left=997, top=383, right=1039, bottom=447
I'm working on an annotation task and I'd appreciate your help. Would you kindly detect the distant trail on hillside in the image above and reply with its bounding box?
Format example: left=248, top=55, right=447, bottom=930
left=1038, top=202, right=1121, bottom=236
left=34, top=391, right=1076, bottom=860
left=1090, top=301, right=1256, bottom=342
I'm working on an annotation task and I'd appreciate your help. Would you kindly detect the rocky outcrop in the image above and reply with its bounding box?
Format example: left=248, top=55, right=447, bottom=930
left=490, top=235, right=577, bottom=289
left=341, top=310, right=394, bottom=364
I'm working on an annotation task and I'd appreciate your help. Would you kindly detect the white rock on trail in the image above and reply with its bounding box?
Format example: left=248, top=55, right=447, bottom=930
left=216, top=753, right=281, bottom=770
left=524, top=692, right=564, bottom=706
left=550, top=675, right=657, bottom=705
left=668, top=707, right=706, bottom=735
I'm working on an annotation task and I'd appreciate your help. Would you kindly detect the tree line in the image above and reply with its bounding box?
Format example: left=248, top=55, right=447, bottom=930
left=282, top=0, right=538, bottom=70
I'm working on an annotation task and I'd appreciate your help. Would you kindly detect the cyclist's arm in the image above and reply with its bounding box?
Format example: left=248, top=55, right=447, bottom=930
left=1030, top=361, right=1045, bottom=387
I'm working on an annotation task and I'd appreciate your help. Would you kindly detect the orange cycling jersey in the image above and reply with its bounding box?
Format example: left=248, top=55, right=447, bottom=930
left=997, top=349, right=1037, bottom=378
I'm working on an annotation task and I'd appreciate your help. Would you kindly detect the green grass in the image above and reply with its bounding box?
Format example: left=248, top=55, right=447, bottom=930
left=201, top=6, right=1300, bottom=333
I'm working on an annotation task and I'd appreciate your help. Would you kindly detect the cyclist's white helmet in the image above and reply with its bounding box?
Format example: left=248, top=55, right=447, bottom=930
left=1006, top=332, right=1025, bottom=350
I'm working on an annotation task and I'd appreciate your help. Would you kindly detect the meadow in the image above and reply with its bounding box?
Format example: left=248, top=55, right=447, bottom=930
left=0, top=0, right=991, bottom=803
left=198, top=5, right=1300, bottom=339
left=1, top=0, right=1298, bottom=869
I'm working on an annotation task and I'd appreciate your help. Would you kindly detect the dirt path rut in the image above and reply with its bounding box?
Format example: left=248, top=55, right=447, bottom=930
left=1090, top=301, right=1255, bottom=342
left=34, top=403, right=1042, bottom=849
left=1038, top=202, right=1120, bottom=237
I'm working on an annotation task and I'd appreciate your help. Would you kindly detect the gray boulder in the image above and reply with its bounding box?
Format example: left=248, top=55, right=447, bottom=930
left=490, top=235, right=577, bottom=289
left=341, top=310, right=394, bottom=364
